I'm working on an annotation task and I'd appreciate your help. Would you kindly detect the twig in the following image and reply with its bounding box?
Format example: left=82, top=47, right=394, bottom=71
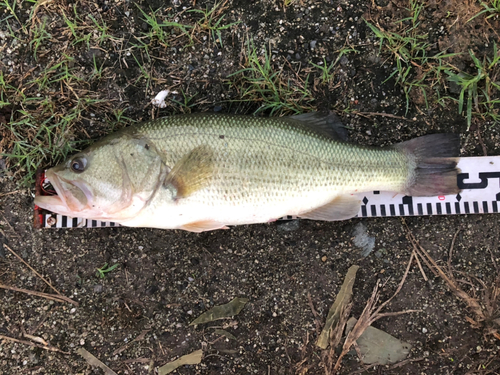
left=77, top=348, right=118, bottom=375
left=488, top=232, right=499, bottom=273
left=114, top=330, right=149, bottom=353
left=333, top=284, right=375, bottom=371
left=347, top=364, right=377, bottom=374
left=413, top=249, right=431, bottom=289
left=0, top=334, right=70, bottom=354
left=476, top=124, right=488, bottom=156
left=3, top=243, right=63, bottom=297
left=0, top=190, right=21, bottom=198
left=375, top=251, right=414, bottom=312
left=23, top=333, right=48, bottom=346
left=405, top=228, right=433, bottom=289
left=307, top=292, right=319, bottom=319
left=294, top=332, right=310, bottom=372
left=402, top=223, right=487, bottom=326
left=354, top=111, right=415, bottom=121
left=28, top=312, right=50, bottom=335
left=448, top=228, right=461, bottom=273
left=413, top=251, right=427, bottom=281
left=122, top=357, right=151, bottom=364
left=112, top=330, right=150, bottom=355
left=0, top=283, right=78, bottom=306
left=388, top=356, right=425, bottom=369
left=283, top=339, right=292, bottom=365
left=307, top=292, right=322, bottom=336
left=402, top=220, right=439, bottom=278
left=323, top=301, right=353, bottom=374
left=1, top=213, right=20, bottom=238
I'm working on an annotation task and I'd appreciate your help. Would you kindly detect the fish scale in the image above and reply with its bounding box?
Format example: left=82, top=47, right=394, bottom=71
left=141, top=114, right=409, bottom=202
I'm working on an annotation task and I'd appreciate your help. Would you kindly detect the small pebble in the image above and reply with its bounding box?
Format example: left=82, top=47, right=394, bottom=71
left=339, top=56, right=349, bottom=65
left=277, top=220, right=300, bottom=232
left=94, top=284, right=103, bottom=293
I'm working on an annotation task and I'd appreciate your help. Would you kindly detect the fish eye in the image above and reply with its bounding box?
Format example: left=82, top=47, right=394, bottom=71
left=70, top=157, right=87, bottom=173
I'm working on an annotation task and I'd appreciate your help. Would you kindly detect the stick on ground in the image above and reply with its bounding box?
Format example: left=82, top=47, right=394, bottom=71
left=0, top=334, right=70, bottom=354
left=3, top=243, right=63, bottom=296
left=0, top=283, right=78, bottom=306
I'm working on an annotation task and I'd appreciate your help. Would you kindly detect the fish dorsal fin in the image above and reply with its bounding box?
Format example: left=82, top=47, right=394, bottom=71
left=290, top=111, right=348, bottom=141
left=163, top=145, right=214, bottom=199
left=180, top=220, right=229, bottom=232
left=299, top=195, right=361, bottom=221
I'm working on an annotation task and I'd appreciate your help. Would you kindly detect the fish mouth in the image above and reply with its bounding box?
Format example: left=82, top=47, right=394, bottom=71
left=34, top=170, right=94, bottom=216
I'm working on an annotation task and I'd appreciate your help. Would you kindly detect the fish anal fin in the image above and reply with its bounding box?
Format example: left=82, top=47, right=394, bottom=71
left=180, top=220, right=229, bottom=233
left=163, top=145, right=214, bottom=199
left=299, top=195, right=361, bottom=221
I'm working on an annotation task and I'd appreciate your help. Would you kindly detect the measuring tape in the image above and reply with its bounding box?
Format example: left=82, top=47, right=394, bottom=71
left=34, top=156, right=500, bottom=228
left=358, top=156, right=499, bottom=218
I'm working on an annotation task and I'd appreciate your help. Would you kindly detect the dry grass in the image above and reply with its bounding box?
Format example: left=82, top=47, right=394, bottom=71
left=403, top=221, right=500, bottom=340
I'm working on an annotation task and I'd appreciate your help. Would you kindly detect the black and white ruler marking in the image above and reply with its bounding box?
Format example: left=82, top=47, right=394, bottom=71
left=37, top=156, right=500, bottom=228
left=40, top=215, right=119, bottom=228
left=357, top=156, right=500, bottom=218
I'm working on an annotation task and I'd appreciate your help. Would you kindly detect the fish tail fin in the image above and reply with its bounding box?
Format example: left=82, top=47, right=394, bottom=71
left=396, top=134, right=461, bottom=196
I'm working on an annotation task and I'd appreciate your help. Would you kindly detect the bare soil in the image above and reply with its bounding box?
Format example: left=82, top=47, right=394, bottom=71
left=1, top=0, right=500, bottom=374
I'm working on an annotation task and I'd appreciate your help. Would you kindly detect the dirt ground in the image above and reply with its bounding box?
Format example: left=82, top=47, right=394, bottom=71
left=1, top=0, right=500, bottom=374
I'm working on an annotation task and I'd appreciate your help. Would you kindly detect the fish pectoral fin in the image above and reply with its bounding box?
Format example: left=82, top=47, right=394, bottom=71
left=163, top=145, right=214, bottom=199
left=179, top=220, right=229, bottom=233
left=299, top=195, right=361, bottom=221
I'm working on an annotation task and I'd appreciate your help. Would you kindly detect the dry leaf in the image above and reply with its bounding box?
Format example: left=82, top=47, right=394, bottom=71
left=316, top=265, right=359, bottom=349
left=77, top=348, right=117, bottom=375
left=190, top=297, right=248, bottom=326
left=157, top=349, right=203, bottom=375
left=213, top=329, right=237, bottom=340
left=345, top=317, right=412, bottom=365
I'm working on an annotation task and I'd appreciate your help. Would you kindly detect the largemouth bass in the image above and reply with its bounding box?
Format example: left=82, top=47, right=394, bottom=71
left=34, top=112, right=460, bottom=232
